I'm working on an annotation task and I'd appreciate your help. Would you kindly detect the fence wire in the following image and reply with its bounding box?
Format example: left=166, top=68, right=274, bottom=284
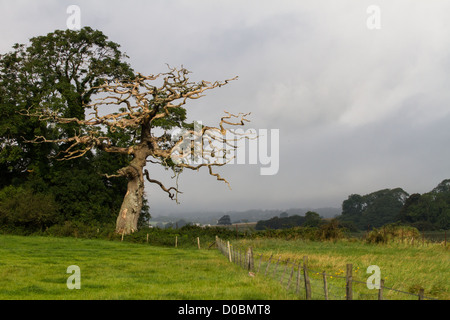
left=215, top=237, right=439, bottom=301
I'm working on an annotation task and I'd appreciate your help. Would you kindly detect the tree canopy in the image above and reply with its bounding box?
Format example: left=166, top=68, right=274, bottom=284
left=338, top=188, right=409, bottom=230
left=338, top=180, right=450, bottom=231
left=0, top=27, right=150, bottom=230
left=397, top=179, right=450, bottom=230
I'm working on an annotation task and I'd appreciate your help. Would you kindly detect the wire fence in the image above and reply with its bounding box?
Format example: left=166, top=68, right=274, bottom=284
left=215, top=236, right=439, bottom=300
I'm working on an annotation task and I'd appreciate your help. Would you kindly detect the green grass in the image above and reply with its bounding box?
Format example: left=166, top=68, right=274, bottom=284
left=0, top=234, right=298, bottom=300
left=233, top=238, right=450, bottom=300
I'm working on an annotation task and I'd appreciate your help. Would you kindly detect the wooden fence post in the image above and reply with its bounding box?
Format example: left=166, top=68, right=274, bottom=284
left=244, top=248, right=248, bottom=269
left=257, top=254, right=263, bottom=273
left=273, top=256, right=281, bottom=278
left=247, top=247, right=254, bottom=271
left=146, top=233, right=149, bottom=243
left=264, top=255, right=273, bottom=276
left=323, top=271, right=329, bottom=300
left=280, top=258, right=290, bottom=284
left=197, top=237, right=200, bottom=249
left=303, top=256, right=311, bottom=300
left=287, top=262, right=295, bottom=290
left=227, top=241, right=232, bottom=262
left=296, top=262, right=301, bottom=295
left=378, top=279, right=384, bottom=300
left=346, top=264, right=353, bottom=300
left=175, top=235, right=178, bottom=248
left=418, top=288, right=424, bottom=300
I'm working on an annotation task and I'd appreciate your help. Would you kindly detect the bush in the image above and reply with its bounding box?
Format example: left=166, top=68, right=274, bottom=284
left=107, top=224, right=242, bottom=247
left=365, top=224, right=420, bottom=244
left=319, top=219, right=346, bottom=240
left=42, top=221, right=116, bottom=239
left=255, top=215, right=306, bottom=230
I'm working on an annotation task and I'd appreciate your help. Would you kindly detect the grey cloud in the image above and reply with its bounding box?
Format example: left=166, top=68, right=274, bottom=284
left=2, top=0, right=450, bottom=214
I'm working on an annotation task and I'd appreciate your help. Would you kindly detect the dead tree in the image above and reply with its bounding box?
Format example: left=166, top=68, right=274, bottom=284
left=24, top=66, right=254, bottom=234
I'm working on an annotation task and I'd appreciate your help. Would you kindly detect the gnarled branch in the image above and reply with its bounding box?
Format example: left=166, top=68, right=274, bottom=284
left=23, top=66, right=255, bottom=203
left=143, top=169, right=181, bottom=202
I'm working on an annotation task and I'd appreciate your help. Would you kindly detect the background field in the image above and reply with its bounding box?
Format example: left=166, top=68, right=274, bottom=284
left=232, top=238, right=449, bottom=300
left=0, top=235, right=296, bottom=300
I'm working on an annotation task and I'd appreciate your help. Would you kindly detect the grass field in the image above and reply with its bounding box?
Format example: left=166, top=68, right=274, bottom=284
left=0, top=234, right=297, bottom=300
left=1, top=234, right=448, bottom=300
left=233, top=238, right=450, bottom=300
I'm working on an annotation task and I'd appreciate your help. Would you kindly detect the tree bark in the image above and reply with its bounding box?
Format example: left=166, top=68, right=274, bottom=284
left=115, top=148, right=148, bottom=234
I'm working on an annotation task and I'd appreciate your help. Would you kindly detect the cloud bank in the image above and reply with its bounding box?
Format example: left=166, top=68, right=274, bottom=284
left=2, top=0, right=450, bottom=214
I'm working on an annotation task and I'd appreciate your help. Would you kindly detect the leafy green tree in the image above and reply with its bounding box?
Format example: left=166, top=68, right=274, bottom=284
left=256, top=215, right=307, bottom=230
left=304, top=211, right=321, bottom=227
left=363, top=188, right=409, bottom=227
left=0, top=27, right=144, bottom=226
left=218, top=215, right=232, bottom=225
left=0, top=27, right=134, bottom=183
left=397, top=193, right=421, bottom=223
left=339, top=188, right=409, bottom=230
left=398, top=179, right=450, bottom=230
left=340, top=194, right=366, bottom=228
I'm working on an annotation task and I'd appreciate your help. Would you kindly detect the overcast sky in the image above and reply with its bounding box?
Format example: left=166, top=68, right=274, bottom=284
left=2, top=0, right=450, bottom=215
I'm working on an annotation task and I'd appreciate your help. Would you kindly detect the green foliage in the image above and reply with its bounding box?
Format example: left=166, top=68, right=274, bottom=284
left=398, top=179, right=450, bottom=230
left=0, top=27, right=136, bottom=227
left=339, top=188, right=409, bottom=230
left=217, top=214, right=231, bottom=225
left=22, top=151, right=132, bottom=226
left=255, top=212, right=322, bottom=230
left=123, top=224, right=242, bottom=247
left=253, top=219, right=347, bottom=241
left=0, top=27, right=134, bottom=184
left=41, top=221, right=116, bottom=239
left=0, top=186, right=59, bottom=233
left=318, top=219, right=346, bottom=240
left=365, top=224, right=420, bottom=244
left=304, top=211, right=321, bottom=227
left=256, top=215, right=306, bottom=230
left=339, top=180, right=450, bottom=231
left=151, top=103, right=191, bottom=131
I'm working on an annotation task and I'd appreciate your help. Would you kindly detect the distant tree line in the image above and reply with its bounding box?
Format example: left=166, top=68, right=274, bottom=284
left=337, top=179, right=450, bottom=231
left=255, top=211, right=322, bottom=230
left=254, top=179, right=450, bottom=233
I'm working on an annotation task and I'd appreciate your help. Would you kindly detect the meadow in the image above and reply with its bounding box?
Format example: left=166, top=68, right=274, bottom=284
left=0, top=231, right=448, bottom=300
left=0, top=234, right=297, bottom=300
left=233, top=238, right=449, bottom=300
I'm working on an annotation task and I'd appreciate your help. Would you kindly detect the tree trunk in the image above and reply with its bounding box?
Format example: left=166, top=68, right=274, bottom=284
left=115, top=152, right=147, bottom=234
